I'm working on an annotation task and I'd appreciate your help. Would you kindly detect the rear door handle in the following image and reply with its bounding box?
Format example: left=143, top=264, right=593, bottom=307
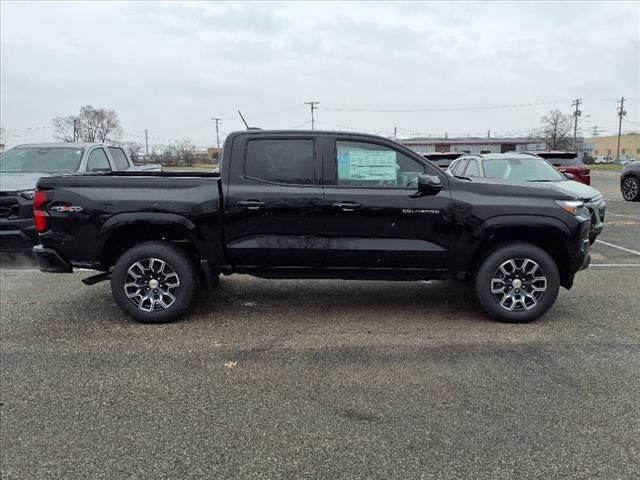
left=238, top=200, right=266, bottom=210
left=332, top=202, right=362, bottom=212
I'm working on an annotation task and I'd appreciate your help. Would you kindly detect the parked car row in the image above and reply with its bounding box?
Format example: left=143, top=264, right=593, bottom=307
left=0, top=143, right=161, bottom=254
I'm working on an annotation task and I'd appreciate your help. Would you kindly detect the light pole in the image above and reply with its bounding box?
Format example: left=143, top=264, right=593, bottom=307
left=210, top=117, right=221, bottom=157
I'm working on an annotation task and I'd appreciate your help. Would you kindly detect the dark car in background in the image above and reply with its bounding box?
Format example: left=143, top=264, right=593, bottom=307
left=448, top=152, right=605, bottom=243
left=0, top=143, right=150, bottom=256
left=529, top=151, right=591, bottom=185
left=422, top=152, right=463, bottom=171
left=620, top=161, right=640, bottom=201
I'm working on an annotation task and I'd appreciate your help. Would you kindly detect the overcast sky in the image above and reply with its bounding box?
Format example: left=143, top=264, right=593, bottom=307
left=1, top=1, right=638, bottom=149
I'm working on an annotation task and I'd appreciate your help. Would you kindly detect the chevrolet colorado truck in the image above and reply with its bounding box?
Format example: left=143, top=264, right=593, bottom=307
left=32, top=130, right=591, bottom=324
left=0, top=142, right=160, bottom=255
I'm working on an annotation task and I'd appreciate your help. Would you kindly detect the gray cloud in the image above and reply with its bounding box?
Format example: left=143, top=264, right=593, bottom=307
left=1, top=1, right=638, bottom=148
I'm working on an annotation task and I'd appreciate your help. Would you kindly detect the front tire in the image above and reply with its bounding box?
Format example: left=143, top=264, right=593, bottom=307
left=111, top=242, right=197, bottom=323
left=622, top=176, right=640, bottom=201
left=473, top=243, right=560, bottom=323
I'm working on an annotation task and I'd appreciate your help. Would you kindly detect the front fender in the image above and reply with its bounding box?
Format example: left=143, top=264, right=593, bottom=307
left=473, top=214, right=572, bottom=238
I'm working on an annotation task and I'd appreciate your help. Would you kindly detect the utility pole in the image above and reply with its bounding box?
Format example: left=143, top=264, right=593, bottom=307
left=144, top=130, right=149, bottom=158
left=616, top=96, right=626, bottom=161
left=304, top=101, right=319, bottom=130
left=487, top=129, right=491, bottom=138
left=571, top=98, right=582, bottom=152
left=73, top=118, right=78, bottom=142
left=592, top=125, right=599, bottom=137
left=210, top=117, right=221, bottom=153
left=394, top=126, right=397, bottom=140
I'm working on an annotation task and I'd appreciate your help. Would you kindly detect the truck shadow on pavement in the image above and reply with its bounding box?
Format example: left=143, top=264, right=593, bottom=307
left=190, top=275, right=488, bottom=325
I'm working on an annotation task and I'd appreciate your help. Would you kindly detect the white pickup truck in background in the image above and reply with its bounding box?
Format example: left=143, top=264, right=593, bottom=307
left=0, top=142, right=162, bottom=255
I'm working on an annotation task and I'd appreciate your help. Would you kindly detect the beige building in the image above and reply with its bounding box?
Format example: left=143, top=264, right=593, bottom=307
left=586, top=133, right=640, bottom=161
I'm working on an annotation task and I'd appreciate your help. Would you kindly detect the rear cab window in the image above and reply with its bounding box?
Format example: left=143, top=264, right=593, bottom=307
left=244, top=139, right=315, bottom=185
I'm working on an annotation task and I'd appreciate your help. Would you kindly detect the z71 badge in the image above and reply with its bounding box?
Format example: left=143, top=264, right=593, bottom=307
left=402, top=208, right=440, bottom=215
left=50, top=206, right=83, bottom=213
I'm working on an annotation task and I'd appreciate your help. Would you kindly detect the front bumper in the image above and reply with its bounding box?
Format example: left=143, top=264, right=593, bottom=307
left=32, top=244, right=73, bottom=273
left=584, top=197, right=606, bottom=242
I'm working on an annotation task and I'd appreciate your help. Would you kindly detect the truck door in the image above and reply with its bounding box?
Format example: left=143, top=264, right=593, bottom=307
left=322, top=138, right=451, bottom=271
left=224, top=134, right=326, bottom=267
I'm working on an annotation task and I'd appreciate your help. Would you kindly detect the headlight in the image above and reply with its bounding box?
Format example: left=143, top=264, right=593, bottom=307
left=556, top=200, right=584, bottom=215
left=19, top=190, right=35, bottom=200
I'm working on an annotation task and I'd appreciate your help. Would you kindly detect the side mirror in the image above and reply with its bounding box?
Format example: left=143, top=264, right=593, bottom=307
left=418, top=174, right=443, bottom=195
left=564, top=172, right=575, bottom=180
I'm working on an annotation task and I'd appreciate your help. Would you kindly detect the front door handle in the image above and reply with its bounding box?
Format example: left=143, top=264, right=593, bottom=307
left=332, top=202, right=362, bottom=212
left=238, top=200, right=266, bottom=210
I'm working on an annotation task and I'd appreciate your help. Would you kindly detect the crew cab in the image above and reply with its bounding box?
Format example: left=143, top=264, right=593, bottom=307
left=32, top=131, right=591, bottom=324
left=0, top=142, right=160, bottom=254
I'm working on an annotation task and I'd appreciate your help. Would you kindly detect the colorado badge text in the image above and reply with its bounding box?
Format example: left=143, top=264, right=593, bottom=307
left=402, top=208, right=440, bottom=215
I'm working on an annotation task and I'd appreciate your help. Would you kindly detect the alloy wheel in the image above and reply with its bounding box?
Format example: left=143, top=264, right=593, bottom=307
left=124, top=258, right=181, bottom=312
left=490, top=258, right=547, bottom=312
left=622, top=178, right=638, bottom=201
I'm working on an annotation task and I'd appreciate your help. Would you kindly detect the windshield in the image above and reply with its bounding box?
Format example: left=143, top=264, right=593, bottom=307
left=483, top=158, right=565, bottom=182
left=0, top=147, right=83, bottom=173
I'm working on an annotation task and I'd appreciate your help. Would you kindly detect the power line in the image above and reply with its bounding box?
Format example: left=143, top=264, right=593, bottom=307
left=321, top=99, right=576, bottom=113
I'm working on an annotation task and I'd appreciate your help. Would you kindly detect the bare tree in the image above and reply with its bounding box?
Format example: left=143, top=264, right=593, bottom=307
left=537, top=109, right=573, bottom=150
left=52, top=105, right=123, bottom=143
left=124, top=141, right=144, bottom=161
left=174, top=139, right=196, bottom=166
left=51, top=116, right=77, bottom=142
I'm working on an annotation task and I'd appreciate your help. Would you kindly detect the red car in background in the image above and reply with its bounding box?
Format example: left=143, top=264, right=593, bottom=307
left=528, top=151, right=591, bottom=185
left=422, top=152, right=464, bottom=171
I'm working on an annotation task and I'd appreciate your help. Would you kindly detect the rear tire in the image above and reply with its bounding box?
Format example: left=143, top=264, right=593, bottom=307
left=621, top=176, right=640, bottom=201
left=111, top=242, right=197, bottom=324
left=473, top=243, right=560, bottom=323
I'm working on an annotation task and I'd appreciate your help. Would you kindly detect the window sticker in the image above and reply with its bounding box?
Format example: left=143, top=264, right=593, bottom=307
left=338, top=147, right=397, bottom=181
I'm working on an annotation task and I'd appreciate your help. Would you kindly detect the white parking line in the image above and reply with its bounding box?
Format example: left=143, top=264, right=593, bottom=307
left=595, top=240, right=640, bottom=256
left=590, top=264, right=640, bottom=267
left=606, top=213, right=640, bottom=220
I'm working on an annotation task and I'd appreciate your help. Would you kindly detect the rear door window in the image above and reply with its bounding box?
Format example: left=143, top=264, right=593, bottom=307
left=108, top=147, right=130, bottom=170
left=245, top=139, right=315, bottom=185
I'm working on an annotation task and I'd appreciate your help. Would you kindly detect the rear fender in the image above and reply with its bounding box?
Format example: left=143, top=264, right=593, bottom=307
left=97, top=212, right=205, bottom=268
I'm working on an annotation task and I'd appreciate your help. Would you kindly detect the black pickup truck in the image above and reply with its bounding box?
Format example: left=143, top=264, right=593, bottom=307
left=33, top=130, right=591, bottom=324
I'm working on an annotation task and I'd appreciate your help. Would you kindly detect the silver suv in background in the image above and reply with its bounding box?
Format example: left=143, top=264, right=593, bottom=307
left=447, top=152, right=605, bottom=244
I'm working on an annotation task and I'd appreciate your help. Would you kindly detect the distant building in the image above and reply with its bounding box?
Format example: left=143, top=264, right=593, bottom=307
left=207, top=147, right=221, bottom=160
left=193, top=150, right=212, bottom=162
left=399, top=136, right=586, bottom=160
left=587, top=133, right=640, bottom=161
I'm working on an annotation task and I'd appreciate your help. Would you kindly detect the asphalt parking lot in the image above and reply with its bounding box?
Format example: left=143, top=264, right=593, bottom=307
left=1, top=171, right=639, bottom=479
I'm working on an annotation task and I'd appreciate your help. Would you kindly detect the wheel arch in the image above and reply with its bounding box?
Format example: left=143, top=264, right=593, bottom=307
left=469, top=216, right=574, bottom=288
left=97, top=213, right=208, bottom=271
